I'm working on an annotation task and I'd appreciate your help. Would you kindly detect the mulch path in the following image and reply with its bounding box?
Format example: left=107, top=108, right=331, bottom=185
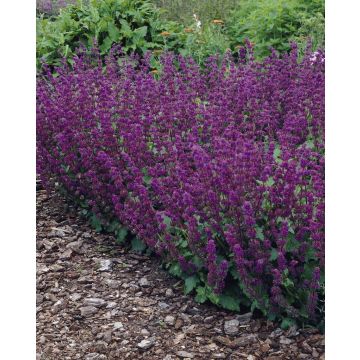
left=36, top=187, right=325, bottom=360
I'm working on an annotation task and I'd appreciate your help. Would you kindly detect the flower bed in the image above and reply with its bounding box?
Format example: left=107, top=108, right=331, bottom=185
left=37, top=44, right=324, bottom=326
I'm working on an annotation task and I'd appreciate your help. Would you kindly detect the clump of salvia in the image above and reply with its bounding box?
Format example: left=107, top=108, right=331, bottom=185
left=37, top=43, right=324, bottom=325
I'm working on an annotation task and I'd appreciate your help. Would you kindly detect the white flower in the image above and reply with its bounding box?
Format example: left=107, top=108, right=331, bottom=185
left=193, top=13, right=201, bottom=30
left=310, top=51, right=325, bottom=64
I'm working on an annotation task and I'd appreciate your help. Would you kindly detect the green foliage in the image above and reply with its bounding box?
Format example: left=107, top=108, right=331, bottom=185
left=36, top=0, right=183, bottom=68
left=116, top=227, right=128, bottom=244
left=153, top=0, right=237, bottom=25
left=290, top=0, right=325, bottom=52
left=90, top=213, right=102, bottom=232
left=178, top=23, right=231, bottom=64
left=218, top=294, right=240, bottom=311
left=227, top=0, right=325, bottom=57
left=184, top=275, right=200, bottom=294
left=131, top=237, right=147, bottom=252
left=280, top=317, right=297, bottom=330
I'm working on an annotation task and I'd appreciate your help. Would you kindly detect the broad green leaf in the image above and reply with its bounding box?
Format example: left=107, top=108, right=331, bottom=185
left=280, top=317, right=296, bottom=330
left=195, top=286, right=207, bottom=303
left=131, top=237, right=146, bottom=252
left=184, top=275, right=199, bottom=294
left=116, top=227, right=128, bottom=244
left=119, top=19, right=132, bottom=37
left=283, top=277, right=294, bottom=288
left=207, top=290, right=220, bottom=305
left=274, top=146, right=282, bottom=163
left=269, top=248, right=278, bottom=261
left=161, top=215, right=172, bottom=230
left=100, top=36, right=113, bottom=53
left=265, top=176, right=275, bottom=187
left=90, top=214, right=102, bottom=232
left=169, top=262, right=182, bottom=277
left=192, top=255, right=204, bottom=268
left=219, top=294, right=240, bottom=311
left=133, top=26, right=148, bottom=39
left=251, top=299, right=258, bottom=312
left=108, top=21, right=120, bottom=41
left=255, top=225, right=265, bottom=241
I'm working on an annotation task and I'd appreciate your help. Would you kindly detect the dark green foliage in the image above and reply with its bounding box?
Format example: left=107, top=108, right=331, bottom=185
left=36, top=0, right=183, bottom=68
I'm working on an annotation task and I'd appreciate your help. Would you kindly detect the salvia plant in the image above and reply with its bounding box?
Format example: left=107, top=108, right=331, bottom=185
left=37, top=43, right=325, bottom=327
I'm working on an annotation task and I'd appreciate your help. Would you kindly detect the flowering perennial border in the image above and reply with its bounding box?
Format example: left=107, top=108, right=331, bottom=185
left=37, top=44, right=325, bottom=325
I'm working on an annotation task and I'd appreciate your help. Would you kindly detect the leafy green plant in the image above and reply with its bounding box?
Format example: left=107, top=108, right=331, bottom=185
left=153, top=0, right=237, bottom=25
left=291, top=0, right=325, bottom=52
left=36, top=0, right=183, bottom=68
left=179, top=22, right=231, bottom=64
left=227, top=0, right=324, bottom=57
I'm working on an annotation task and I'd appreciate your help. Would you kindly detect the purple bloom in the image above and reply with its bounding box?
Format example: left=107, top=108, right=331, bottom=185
left=37, top=46, right=324, bottom=320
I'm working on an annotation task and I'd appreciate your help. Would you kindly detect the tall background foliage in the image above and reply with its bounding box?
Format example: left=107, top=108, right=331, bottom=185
left=37, top=0, right=325, bottom=68
left=36, top=0, right=184, bottom=68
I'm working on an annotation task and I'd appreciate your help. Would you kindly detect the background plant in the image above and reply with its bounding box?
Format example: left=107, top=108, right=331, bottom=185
left=178, top=21, right=231, bottom=64
left=37, top=45, right=325, bottom=327
left=153, top=0, right=237, bottom=25
left=36, top=0, right=78, bottom=17
left=226, top=0, right=325, bottom=57
left=36, top=0, right=184, bottom=68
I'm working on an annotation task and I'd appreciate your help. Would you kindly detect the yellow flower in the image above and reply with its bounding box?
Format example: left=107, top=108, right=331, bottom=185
left=151, top=69, right=158, bottom=74
left=212, top=19, right=224, bottom=25
left=160, top=31, right=171, bottom=37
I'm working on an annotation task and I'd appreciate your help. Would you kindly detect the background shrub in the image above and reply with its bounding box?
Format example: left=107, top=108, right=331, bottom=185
left=227, top=0, right=325, bottom=57
left=36, top=0, right=184, bottom=68
left=153, top=0, right=237, bottom=25
left=37, top=0, right=325, bottom=69
left=37, top=46, right=325, bottom=327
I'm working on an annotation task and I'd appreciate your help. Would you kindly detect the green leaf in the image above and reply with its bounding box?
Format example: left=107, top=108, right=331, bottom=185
left=169, top=262, right=182, bottom=277
left=207, top=290, right=220, bottom=305
left=107, top=220, right=118, bottom=233
left=119, top=19, right=132, bottom=37
left=219, top=294, right=240, bottom=311
left=280, top=317, right=296, bottom=330
left=90, top=214, right=102, bottom=232
left=255, top=225, right=265, bottom=241
left=274, top=146, right=282, bottom=163
left=283, top=277, right=294, bottom=288
left=192, top=255, right=204, bottom=269
left=161, top=215, right=172, bottom=230
left=184, top=275, right=199, bottom=294
left=269, top=248, right=278, bottom=261
left=285, top=233, right=300, bottom=252
left=131, top=237, right=146, bottom=252
left=143, top=175, right=152, bottom=185
left=268, top=312, right=277, bottom=321
left=251, top=299, right=258, bottom=312
left=265, top=176, right=275, bottom=187
left=195, top=286, right=207, bottom=303
left=108, top=21, right=120, bottom=41
left=230, top=266, right=241, bottom=280
left=99, top=36, right=113, bottom=53
left=133, top=26, right=148, bottom=39
left=116, top=227, right=128, bottom=244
